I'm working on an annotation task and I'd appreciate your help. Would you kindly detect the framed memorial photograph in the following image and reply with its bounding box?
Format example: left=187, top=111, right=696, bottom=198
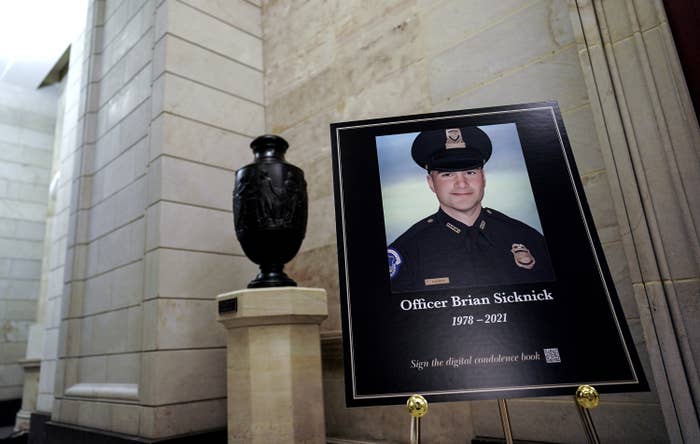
left=330, top=102, right=647, bottom=406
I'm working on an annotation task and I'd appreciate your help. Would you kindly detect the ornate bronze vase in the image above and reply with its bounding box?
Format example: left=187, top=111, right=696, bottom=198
left=232, top=134, right=308, bottom=288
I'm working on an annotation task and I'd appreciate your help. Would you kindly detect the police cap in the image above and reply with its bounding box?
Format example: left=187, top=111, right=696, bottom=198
left=411, top=126, right=492, bottom=172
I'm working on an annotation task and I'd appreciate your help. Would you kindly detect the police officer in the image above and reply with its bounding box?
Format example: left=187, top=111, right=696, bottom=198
left=387, top=126, right=554, bottom=292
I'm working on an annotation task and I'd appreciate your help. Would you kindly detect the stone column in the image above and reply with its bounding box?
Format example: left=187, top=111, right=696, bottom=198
left=569, top=0, right=700, bottom=441
left=217, top=287, right=328, bottom=443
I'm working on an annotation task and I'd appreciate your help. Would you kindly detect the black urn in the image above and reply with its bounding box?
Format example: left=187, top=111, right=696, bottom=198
left=232, top=134, right=308, bottom=288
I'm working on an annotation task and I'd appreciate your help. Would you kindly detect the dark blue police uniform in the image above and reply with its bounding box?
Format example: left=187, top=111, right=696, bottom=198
left=387, top=125, right=555, bottom=292
left=388, top=207, right=554, bottom=292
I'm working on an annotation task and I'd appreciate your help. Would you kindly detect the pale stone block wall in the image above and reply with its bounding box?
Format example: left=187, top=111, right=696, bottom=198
left=28, top=77, right=66, bottom=420
left=137, top=0, right=263, bottom=437
left=35, top=0, right=101, bottom=416
left=0, top=81, right=57, bottom=402
left=262, top=0, right=666, bottom=442
left=45, top=0, right=265, bottom=439
left=51, top=0, right=152, bottom=432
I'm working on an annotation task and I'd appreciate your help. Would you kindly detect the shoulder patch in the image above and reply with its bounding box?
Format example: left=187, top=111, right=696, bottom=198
left=387, top=248, right=403, bottom=279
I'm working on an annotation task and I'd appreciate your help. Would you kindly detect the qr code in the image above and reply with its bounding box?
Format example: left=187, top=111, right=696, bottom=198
left=544, top=348, right=561, bottom=363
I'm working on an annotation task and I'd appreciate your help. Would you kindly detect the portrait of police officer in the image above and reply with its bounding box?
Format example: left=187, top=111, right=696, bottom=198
left=387, top=126, right=555, bottom=292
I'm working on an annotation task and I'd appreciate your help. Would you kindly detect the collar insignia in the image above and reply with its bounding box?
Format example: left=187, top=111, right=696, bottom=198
left=511, top=243, right=535, bottom=269
left=446, top=222, right=461, bottom=234
left=479, top=220, right=486, bottom=230
left=445, top=128, right=466, bottom=149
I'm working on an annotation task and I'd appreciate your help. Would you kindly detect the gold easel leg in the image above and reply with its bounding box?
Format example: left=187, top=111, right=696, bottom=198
left=575, top=385, right=601, bottom=444
left=575, top=401, right=600, bottom=444
left=410, top=416, right=420, bottom=444
left=497, top=399, right=514, bottom=444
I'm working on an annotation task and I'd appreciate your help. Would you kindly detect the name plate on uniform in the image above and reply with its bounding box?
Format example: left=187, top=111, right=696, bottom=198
left=330, top=102, right=647, bottom=407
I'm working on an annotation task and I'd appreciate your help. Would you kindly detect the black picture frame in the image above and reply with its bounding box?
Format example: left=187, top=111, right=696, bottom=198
left=330, top=102, right=647, bottom=407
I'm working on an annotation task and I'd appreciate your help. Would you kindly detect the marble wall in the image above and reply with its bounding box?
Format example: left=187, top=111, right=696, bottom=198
left=138, top=0, right=263, bottom=436
left=48, top=0, right=148, bottom=428
left=34, top=8, right=92, bottom=415
left=261, top=0, right=668, bottom=442
left=45, top=0, right=265, bottom=439
left=0, top=81, right=57, bottom=402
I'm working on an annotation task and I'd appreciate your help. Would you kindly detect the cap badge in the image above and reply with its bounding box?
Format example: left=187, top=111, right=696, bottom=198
left=445, top=128, right=466, bottom=149
left=446, top=222, right=461, bottom=234
left=511, top=243, right=535, bottom=269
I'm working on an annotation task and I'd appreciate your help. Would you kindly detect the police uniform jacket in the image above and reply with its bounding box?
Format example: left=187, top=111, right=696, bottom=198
left=388, top=207, right=554, bottom=292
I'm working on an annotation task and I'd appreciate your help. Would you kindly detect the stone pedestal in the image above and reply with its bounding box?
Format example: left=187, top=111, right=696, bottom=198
left=15, top=323, right=44, bottom=432
left=217, top=287, right=328, bottom=443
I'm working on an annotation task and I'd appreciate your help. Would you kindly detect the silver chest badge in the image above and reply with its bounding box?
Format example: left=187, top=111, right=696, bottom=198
left=511, top=243, right=535, bottom=269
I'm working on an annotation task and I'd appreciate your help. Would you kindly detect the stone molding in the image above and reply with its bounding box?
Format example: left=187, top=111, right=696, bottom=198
left=63, top=383, right=139, bottom=401
left=17, top=358, right=41, bottom=369
left=568, top=0, right=700, bottom=442
left=320, top=330, right=343, bottom=358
